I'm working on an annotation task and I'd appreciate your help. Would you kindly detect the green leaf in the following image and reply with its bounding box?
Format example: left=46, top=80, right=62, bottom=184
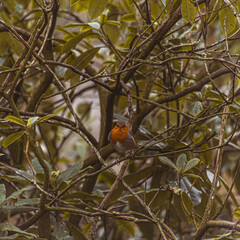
left=62, top=31, right=91, bottom=53
left=5, top=187, right=28, bottom=202
left=1, top=174, right=28, bottom=184
left=57, top=162, right=83, bottom=184
left=159, top=156, right=178, bottom=170
left=36, top=114, right=56, bottom=124
left=5, top=115, right=25, bottom=126
left=0, top=184, right=6, bottom=205
left=115, top=219, right=135, bottom=236
left=219, top=5, right=237, bottom=36
left=8, top=32, right=23, bottom=56
left=5, top=0, right=16, bottom=12
left=125, top=166, right=155, bottom=185
left=0, top=223, right=36, bottom=238
left=184, top=173, right=203, bottom=182
left=173, top=194, right=187, bottom=221
left=181, top=191, right=193, bottom=223
left=15, top=198, right=40, bottom=207
left=53, top=221, right=69, bottom=240
left=64, top=48, right=100, bottom=81
left=205, top=89, right=223, bottom=101
left=2, top=131, right=25, bottom=148
left=183, top=158, right=200, bottom=173
left=27, top=117, right=39, bottom=128
left=181, top=0, right=197, bottom=24
left=88, top=0, right=109, bottom=20
left=176, top=154, right=187, bottom=170
left=67, top=222, right=89, bottom=240
left=0, top=32, right=10, bottom=55
left=32, top=158, right=52, bottom=174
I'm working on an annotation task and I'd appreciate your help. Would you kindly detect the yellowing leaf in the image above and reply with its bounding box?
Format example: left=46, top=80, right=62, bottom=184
left=2, top=131, right=25, bottom=148
left=5, top=115, right=25, bottom=126
left=70, top=0, right=80, bottom=6
left=181, top=0, right=197, bottom=24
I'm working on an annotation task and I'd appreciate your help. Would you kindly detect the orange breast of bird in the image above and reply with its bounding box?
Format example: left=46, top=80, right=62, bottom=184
left=109, top=121, right=137, bottom=154
left=110, top=125, right=129, bottom=144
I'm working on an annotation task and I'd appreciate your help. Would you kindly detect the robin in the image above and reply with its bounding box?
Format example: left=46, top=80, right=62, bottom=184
left=108, top=121, right=138, bottom=155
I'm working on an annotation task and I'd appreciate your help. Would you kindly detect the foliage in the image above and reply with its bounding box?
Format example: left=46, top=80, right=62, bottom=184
left=0, top=0, right=240, bottom=239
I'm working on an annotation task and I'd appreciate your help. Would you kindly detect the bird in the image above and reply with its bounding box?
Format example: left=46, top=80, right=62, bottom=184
left=108, top=121, right=138, bottom=155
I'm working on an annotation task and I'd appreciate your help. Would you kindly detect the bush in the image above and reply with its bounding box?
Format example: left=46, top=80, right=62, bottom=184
left=1, top=0, right=240, bottom=239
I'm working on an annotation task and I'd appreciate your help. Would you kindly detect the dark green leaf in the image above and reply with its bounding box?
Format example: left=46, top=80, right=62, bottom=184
left=173, top=194, right=187, bottom=221
left=181, top=191, right=193, bottom=223
left=67, top=222, right=89, bottom=240
left=115, top=219, right=135, bottom=236
left=2, top=131, right=25, bottom=148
